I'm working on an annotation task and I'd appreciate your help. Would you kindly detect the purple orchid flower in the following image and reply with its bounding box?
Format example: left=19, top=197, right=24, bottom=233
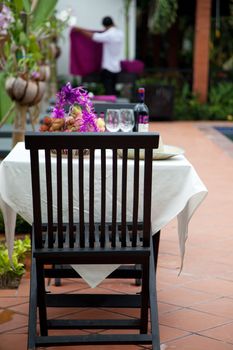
left=51, top=82, right=99, bottom=132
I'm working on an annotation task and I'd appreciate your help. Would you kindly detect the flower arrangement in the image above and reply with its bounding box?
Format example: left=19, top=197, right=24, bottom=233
left=40, top=82, right=105, bottom=132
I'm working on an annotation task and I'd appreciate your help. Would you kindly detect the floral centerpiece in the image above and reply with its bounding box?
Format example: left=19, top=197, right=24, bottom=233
left=40, top=82, right=105, bottom=134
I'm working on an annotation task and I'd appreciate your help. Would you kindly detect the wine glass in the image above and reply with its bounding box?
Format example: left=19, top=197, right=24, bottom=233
left=105, top=109, right=120, bottom=132
left=119, top=109, right=135, bottom=132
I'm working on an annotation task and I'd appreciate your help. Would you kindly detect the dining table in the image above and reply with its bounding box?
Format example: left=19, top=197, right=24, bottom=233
left=0, top=141, right=208, bottom=287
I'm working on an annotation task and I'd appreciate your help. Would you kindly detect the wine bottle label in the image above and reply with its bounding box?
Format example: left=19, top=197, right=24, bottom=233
left=138, top=115, right=149, bottom=132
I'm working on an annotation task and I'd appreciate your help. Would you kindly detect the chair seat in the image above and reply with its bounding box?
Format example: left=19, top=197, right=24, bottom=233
left=40, top=221, right=145, bottom=247
left=34, top=222, right=150, bottom=263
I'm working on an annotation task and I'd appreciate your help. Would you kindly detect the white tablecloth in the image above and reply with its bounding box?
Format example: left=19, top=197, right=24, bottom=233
left=0, top=142, right=207, bottom=287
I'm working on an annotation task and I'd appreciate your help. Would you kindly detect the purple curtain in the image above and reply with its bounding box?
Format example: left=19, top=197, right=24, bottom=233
left=69, top=28, right=102, bottom=76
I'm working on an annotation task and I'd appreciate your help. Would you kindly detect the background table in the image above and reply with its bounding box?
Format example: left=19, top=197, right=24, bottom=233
left=0, top=142, right=207, bottom=287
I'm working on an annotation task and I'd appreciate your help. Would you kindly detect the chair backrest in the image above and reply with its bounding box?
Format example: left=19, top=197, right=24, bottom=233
left=25, top=132, right=159, bottom=250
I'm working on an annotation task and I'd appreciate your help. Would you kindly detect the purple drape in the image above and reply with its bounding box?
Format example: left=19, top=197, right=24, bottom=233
left=69, top=28, right=102, bottom=76
left=120, top=60, right=144, bottom=74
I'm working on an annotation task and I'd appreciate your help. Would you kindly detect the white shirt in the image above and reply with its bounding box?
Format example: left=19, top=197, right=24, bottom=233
left=93, top=27, right=124, bottom=73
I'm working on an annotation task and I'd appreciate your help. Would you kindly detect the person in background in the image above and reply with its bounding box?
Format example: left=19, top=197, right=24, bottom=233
left=76, top=16, right=124, bottom=95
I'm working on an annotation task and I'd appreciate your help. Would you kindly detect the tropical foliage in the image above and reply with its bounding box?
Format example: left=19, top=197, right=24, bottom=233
left=1, top=0, right=58, bottom=77
left=136, top=75, right=233, bottom=121
left=0, top=0, right=76, bottom=126
left=0, top=235, right=31, bottom=288
left=174, top=81, right=233, bottom=121
left=148, top=0, right=178, bottom=35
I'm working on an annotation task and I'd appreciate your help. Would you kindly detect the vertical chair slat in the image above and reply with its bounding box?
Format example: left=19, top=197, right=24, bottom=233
left=67, top=150, right=74, bottom=248
left=89, top=149, right=95, bottom=247
left=143, top=148, right=153, bottom=247
left=30, top=149, right=42, bottom=248
left=111, top=148, right=118, bottom=247
left=45, top=149, right=54, bottom=248
left=121, top=149, right=128, bottom=247
left=56, top=149, right=63, bottom=248
left=78, top=150, right=85, bottom=247
left=100, top=148, right=106, bottom=247
left=132, top=148, right=140, bottom=247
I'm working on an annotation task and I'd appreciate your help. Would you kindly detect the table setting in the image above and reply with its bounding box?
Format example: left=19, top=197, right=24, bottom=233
left=0, top=82, right=208, bottom=287
left=0, top=140, right=207, bottom=287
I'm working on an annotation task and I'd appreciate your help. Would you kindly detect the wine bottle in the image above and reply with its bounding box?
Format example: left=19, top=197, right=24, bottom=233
left=133, top=87, right=149, bottom=132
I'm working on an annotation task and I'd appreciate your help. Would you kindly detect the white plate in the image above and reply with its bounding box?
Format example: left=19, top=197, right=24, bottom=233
left=118, top=145, right=185, bottom=160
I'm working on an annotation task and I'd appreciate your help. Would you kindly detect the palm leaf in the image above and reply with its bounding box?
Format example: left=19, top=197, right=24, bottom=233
left=22, top=0, right=31, bottom=13
left=31, top=0, right=58, bottom=29
left=12, top=0, right=23, bottom=13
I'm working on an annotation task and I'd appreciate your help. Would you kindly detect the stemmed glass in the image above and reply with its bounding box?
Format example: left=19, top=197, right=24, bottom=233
left=105, top=109, right=120, bottom=132
left=119, top=109, right=135, bottom=132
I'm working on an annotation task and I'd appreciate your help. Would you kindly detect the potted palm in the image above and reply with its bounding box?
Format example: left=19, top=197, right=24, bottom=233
left=0, top=0, right=58, bottom=146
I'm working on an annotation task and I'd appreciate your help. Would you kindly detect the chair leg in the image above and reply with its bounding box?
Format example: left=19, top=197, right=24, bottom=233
left=54, top=264, right=62, bottom=286
left=149, top=246, right=161, bottom=350
left=36, top=260, right=48, bottom=336
left=27, top=258, right=37, bottom=350
left=152, top=231, right=161, bottom=273
left=140, top=259, right=150, bottom=334
left=135, top=264, right=142, bottom=286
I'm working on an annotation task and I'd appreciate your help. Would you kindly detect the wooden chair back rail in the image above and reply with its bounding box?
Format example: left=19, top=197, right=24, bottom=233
left=25, top=132, right=159, bottom=250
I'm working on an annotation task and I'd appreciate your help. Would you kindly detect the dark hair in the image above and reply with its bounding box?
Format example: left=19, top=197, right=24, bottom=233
left=102, top=16, right=114, bottom=27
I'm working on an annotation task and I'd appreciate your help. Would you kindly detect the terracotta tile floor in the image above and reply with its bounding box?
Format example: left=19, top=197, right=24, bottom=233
left=1, top=121, right=233, bottom=349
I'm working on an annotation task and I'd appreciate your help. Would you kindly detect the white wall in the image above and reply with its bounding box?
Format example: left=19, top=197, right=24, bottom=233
left=56, top=0, right=136, bottom=76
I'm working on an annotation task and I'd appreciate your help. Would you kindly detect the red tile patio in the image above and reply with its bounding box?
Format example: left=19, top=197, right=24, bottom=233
left=0, top=121, right=233, bottom=349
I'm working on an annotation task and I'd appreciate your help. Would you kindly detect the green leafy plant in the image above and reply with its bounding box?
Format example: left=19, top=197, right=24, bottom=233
left=148, top=0, right=178, bottom=35
left=0, top=235, right=31, bottom=288
left=2, top=0, right=58, bottom=78
left=208, top=82, right=233, bottom=120
left=136, top=73, right=233, bottom=121
left=173, top=81, right=233, bottom=120
left=0, top=248, right=25, bottom=276
left=173, top=82, right=210, bottom=120
left=209, top=16, right=233, bottom=71
left=13, top=235, right=31, bottom=263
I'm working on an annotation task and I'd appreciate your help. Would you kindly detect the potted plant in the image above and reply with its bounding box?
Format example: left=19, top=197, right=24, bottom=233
left=0, top=235, right=31, bottom=289
left=0, top=0, right=59, bottom=146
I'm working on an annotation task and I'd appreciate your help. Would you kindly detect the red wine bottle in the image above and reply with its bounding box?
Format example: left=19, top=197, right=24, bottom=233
left=133, top=87, right=149, bottom=132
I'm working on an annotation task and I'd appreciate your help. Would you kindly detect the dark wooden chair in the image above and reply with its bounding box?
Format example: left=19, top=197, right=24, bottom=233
left=25, top=132, right=160, bottom=349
